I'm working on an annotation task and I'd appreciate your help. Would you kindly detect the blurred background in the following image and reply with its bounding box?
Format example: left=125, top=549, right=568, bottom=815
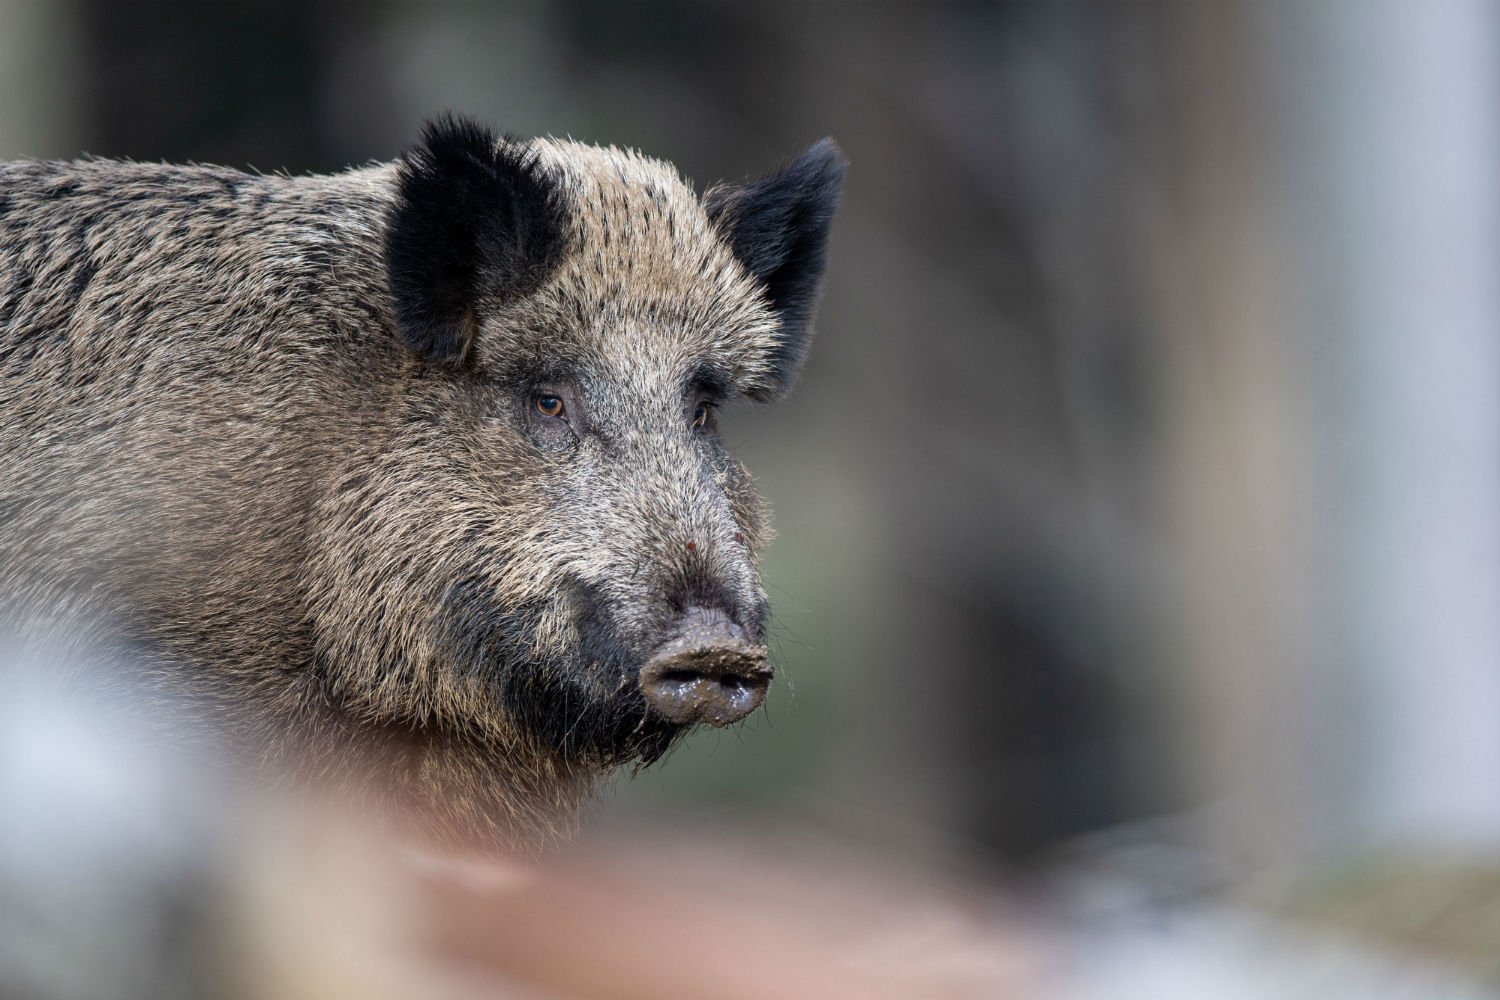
left=2, top=0, right=1497, bottom=995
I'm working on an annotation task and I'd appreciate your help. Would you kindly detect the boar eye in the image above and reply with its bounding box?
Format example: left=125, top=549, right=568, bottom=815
left=691, top=401, right=713, bottom=429
left=535, top=395, right=565, bottom=419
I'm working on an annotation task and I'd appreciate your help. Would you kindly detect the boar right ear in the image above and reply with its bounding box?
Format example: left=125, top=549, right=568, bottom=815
left=705, top=139, right=847, bottom=399
left=385, top=115, right=568, bottom=363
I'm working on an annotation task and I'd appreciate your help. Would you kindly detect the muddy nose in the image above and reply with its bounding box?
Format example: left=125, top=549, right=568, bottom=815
left=638, top=607, right=772, bottom=727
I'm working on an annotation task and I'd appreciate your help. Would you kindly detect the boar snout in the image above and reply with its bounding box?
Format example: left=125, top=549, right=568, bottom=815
left=638, top=607, right=771, bottom=727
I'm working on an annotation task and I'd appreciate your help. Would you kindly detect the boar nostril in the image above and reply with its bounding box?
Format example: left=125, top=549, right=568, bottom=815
left=638, top=606, right=771, bottom=727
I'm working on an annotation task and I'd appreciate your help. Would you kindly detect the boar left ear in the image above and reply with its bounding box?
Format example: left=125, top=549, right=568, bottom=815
left=385, top=114, right=568, bottom=363
left=705, top=139, right=847, bottom=398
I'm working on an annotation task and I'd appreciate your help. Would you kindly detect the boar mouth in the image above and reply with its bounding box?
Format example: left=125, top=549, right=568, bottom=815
left=637, top=608, right=773, bottom=727
left=445, top=580, right=766, bottom=762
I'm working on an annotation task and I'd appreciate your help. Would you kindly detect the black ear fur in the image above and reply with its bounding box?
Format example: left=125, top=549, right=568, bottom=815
left=704, top=139, right=847, bottom=398
left=385, top=114, right=568, bottom=362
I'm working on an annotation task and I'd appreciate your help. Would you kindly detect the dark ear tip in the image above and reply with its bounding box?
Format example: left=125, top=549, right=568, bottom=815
left=422, top=110, right=486, bottom=142
left=804, top=136, right=849, bottom=167
left=792, top=138, right=849, bottom=189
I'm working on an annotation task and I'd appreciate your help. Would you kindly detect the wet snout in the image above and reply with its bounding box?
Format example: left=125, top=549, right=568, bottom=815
left=638, top=607, right=772, bottom=727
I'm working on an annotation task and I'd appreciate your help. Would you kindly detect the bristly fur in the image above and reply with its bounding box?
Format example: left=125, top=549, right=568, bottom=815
left=0, top=116, right=845, bottom=851
left=704, top=138, right=848, bottom=399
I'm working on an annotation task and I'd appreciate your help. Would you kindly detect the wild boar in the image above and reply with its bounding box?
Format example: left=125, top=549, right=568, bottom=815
left=0, top=115, right=845, bottom=847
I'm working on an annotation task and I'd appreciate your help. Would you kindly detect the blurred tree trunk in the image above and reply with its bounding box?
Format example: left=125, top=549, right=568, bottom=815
left=0, top=0, right=82, bottom=159
left=1157, top=0, right=1500, bottom=873
left=1151, top=1, right=1318, bottom=873
left=1262, top=0, right=1500, bottom=855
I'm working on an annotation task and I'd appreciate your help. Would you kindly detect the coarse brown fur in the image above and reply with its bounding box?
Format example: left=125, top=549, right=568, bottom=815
left=0, top=117, right=845, bottom=849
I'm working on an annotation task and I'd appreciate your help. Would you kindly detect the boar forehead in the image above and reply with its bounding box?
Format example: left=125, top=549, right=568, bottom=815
left=471, top=139, right=783, bottom=397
